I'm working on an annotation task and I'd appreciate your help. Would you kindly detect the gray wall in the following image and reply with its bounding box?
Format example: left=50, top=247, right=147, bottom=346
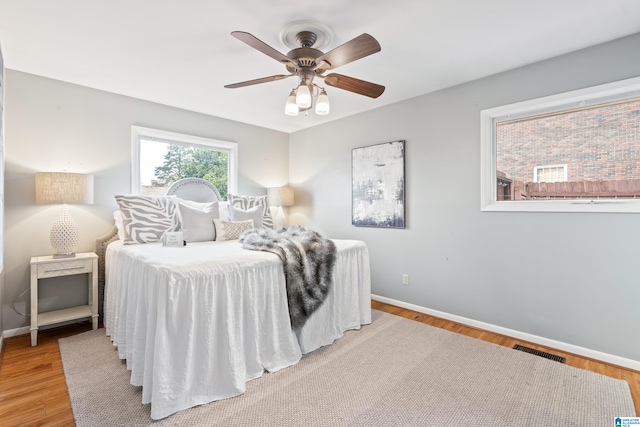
left=0, top=44, right=4, bottom=340
left=289, top=33, right=640, bottom=362
left=2, top=71, right=289, bottom=331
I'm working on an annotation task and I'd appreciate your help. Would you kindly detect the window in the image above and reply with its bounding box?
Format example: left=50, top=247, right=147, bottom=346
left=481, top=76, right=640, bottom=212
left=131, top=126, right=237, bottom=199
left=533, top=164, right=567, bottom=183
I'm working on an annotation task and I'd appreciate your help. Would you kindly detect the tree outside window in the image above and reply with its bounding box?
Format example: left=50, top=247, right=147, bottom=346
left=140, top=140, right=229, bottom=199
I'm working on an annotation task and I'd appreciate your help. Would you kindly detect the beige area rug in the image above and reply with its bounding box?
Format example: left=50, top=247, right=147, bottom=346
left=59, top=311, right=635, bottom=426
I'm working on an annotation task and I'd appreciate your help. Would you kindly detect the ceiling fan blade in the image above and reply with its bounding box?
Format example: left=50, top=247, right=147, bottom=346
left=225, top=74, right=293, bottom=89
left=315, top=34, right=381, bottom=70
left=231, top=31, right=295, bottom=65
left=322, top=73, right=385, bottom=98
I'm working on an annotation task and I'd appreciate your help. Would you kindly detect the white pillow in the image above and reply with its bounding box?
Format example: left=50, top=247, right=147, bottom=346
left=176, top=198, right=219, bottom=211
left=228, top=204, right=263, bottom=228
left=114, top=195, right=180, bottom=244
left=227, top=194, right=273, bottom=229
left=219, top=201, right=230, bottom=221
left=213, top=219, right=254, bottom=241
left=178, top=202, right=218, bottom=242
left=113, top=210, right=125, bottom=240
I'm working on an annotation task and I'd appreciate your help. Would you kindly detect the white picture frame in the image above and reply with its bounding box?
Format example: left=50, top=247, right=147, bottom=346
left=162, top=231, right=185, bottom=247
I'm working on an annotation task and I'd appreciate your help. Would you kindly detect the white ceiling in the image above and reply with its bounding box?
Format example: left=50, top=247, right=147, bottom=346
left=1, top=1, right=639, bottom=134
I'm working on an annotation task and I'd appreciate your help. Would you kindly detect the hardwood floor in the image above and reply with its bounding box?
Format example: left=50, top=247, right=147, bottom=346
left=0, top=303, right=637, bottom=426
left=0, top=323, right=92, bottom=427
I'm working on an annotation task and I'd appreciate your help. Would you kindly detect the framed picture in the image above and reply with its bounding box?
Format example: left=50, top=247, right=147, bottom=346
left=162, top=231, right=185, bottom=247
left=352, top=140, right=405, bottom=228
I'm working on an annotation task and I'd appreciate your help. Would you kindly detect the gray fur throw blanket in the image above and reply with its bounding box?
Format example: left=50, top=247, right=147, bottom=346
left=239, top=225, right=337, bottom=330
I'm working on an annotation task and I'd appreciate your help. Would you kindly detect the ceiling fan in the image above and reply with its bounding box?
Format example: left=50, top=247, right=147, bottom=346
left=224, top=26, right=385, bottom=116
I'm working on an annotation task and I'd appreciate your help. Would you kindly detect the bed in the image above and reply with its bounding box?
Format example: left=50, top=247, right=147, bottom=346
left=95, top=178, right=372, bottom=420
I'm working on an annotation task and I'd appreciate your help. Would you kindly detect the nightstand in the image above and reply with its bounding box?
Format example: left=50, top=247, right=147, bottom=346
left=30, top=252, right=99, bottom=346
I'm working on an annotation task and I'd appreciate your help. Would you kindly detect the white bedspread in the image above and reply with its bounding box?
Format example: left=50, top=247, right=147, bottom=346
left=104, top=239, right=371, bottom=420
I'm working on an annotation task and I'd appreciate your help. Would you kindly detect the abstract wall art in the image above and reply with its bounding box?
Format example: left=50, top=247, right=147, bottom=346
left=352, top=140, right=405, bottom=228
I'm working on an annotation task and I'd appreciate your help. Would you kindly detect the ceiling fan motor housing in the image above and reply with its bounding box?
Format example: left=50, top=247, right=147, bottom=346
left=286, top=47, right=324, bottom=73
left=286, top=31, right=325, bottom=77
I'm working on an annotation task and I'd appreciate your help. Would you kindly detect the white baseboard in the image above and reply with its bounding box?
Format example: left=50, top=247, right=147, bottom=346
left=372, top=294, right=640, bottom=372
left=3, top=325, right=31, bottom=339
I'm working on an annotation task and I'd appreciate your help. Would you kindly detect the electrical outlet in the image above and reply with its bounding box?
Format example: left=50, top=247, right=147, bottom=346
left=402, top=274, right=409, bottom=285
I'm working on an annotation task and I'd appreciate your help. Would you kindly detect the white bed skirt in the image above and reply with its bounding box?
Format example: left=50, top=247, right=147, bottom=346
left=104, top=239, right=371, bottom=420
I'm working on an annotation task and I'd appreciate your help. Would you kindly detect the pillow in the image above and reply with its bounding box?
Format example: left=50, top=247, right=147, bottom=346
left=178, top=202, right=218, bottom=242
left=114, top=195, right=180, bottom=244
left=227, top=194, right=273, bottom=229
left=176, top=198, right=219, bottom=211
left=228, top=204, right=263, bottom=228
left=213, top=219, right=254, bottom=241
left=219, top=201, right=230, bottom=221
left=113, top=210, right=125, bottom=240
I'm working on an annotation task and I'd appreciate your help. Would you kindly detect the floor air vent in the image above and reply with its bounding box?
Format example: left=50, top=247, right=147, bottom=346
left=513, top=344, right=566, bottom=363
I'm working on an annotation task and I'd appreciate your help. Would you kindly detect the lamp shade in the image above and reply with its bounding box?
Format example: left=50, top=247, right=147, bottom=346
left=267, top=186, right=294, bottom=207
left=284, top=90, right=299, bottom=116
left=315, top=89, right=330, bottom=115
left=35, top=172, right=94, bottom=205
left=35, top=172, right=94, bottom=256
left=295, top=83, right=312, bottom=109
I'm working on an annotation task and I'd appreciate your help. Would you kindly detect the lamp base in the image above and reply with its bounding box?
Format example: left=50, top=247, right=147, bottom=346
left=50, top=205, right=79, bottom=256
left=273, top=206, right=288, bottom=229
left=52, top=253, right=77, bottom=259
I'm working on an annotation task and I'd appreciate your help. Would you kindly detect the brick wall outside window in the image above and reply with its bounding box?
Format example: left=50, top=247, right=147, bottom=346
left=496, top=99, right=640, bottom=183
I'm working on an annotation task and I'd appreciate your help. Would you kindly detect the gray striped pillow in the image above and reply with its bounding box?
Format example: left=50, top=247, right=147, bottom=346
left=227, top=194, right=273, bottom=229
left=115, top=195, right=180, bottom=244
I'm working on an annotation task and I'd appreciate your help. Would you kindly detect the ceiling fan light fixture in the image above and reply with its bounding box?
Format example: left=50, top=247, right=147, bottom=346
left=295, top=82, right=312, bottom=109
left=285, top=90, right=299, bottom=116
left=315, top=89, right=330, bottom=115
left=226, top=28, right=384, bottom=118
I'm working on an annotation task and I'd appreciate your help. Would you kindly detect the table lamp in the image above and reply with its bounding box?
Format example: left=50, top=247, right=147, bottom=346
left=267, top=186, right=294, bottom=229
left=35, top=172, right=94, bottom=257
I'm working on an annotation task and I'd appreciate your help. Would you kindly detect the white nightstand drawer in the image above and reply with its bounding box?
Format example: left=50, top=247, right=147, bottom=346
left=37, top=258, right=93, bottom=278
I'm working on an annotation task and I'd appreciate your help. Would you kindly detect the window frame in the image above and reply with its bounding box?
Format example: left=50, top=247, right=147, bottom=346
left=480, top=76, right=640, bottom=213
left=131, top=125, right=238, bottom=196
